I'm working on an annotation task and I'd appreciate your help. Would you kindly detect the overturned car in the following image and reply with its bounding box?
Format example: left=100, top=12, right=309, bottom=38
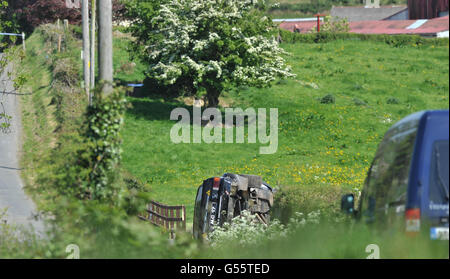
left=193, top=173, right=274, bottom=239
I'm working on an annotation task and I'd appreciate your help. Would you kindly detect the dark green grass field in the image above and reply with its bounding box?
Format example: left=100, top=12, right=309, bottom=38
left=119, top=39, right=449, bottom=226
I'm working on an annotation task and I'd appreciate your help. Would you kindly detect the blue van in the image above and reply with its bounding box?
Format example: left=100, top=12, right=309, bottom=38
left=342, top=110, right=449, bottom=240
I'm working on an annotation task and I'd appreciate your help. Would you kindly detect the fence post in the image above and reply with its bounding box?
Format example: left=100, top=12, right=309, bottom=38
left=22, top=33, right=26, bottom=52
left=182, top=206, right=186, bottom=230
left=58, top=35, right=62, bottom=52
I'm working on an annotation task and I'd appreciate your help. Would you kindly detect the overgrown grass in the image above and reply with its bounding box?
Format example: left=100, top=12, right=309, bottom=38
left=113, top=32, right=147, bottom=85
left=205, top=218, right=449, bottom=259
left=19, top=24, right=86, bottom=210
left=120, top=39, right=449, bottom=226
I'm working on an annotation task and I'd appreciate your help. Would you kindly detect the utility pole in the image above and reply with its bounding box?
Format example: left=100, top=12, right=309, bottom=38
left=98, top=0, right=113, bottom=96
left=90, top=0, right=96, bottom=98
left=82, top=0, right=91, bottom=101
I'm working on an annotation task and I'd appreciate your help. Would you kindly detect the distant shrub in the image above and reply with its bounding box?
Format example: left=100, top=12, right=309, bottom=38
left=352, top=83, right=366, bottom=91
left=386, top=97, right=400, bottom=104
left=117, top=62, right=136, bottom=76
left=320, top=94, right=335, bottom=104
left=353, top=98, right=368, bottom=106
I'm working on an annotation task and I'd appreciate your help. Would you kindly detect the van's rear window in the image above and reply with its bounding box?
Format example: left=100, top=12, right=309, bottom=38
left=429, top=140, right=449, bottom=204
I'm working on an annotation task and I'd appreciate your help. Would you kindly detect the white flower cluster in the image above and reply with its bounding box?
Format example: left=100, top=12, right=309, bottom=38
left=208, top=210, right=322, bottom=248
left=146, top=0, right=295, bottom=88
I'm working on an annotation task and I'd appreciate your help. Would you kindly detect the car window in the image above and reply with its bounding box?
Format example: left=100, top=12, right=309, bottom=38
left=385, top=131, right=417, bottom=205
left=429, top=140, right=449, bottom=204
left=193, top=185, right=203, bottom=237
left=359, top=128, right=417, bottom=223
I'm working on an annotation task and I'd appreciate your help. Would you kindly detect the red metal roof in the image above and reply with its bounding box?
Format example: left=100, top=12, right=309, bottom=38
left=278, top=16, right=449, bottom=35
left=349, top=16, right=449, bottom=35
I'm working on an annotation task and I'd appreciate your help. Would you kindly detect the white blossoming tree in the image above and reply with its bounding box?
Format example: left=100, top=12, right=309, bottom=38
left=140, top=0, right=294, bottom=107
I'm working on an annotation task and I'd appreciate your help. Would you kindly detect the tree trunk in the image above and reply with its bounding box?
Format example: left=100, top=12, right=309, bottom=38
left=206, top=86, right=220, bottom=108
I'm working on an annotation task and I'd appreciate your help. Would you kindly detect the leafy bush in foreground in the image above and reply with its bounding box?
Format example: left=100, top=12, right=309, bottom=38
left=205, top=209, right=448, bottom=259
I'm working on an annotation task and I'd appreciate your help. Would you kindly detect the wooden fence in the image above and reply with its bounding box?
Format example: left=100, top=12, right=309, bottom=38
left=138, top=200, right=186, bottom=238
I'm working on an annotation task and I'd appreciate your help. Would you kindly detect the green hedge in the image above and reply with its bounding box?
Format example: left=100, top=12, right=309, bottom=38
left=278, top=28, right=449, bottom=47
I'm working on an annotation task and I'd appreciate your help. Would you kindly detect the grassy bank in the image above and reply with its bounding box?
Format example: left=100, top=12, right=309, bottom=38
left=10, top=25, right=186, bottom=259
left=18, top=24, right=89, bottom=211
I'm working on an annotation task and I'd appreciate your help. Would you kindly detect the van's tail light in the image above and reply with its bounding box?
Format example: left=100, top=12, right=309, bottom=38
left=405, top=208, right=421, bottom=235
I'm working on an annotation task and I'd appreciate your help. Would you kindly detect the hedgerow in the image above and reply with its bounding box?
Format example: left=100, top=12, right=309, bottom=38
left=278, top=28, right=449, bottom=47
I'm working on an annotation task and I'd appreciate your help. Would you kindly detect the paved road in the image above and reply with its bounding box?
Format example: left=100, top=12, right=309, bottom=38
left=0, top=56, right=44, bottom=236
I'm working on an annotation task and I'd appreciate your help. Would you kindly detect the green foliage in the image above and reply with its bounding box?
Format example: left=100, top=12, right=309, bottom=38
left=0, top=1, right=9, bottom=32
left=0, top=45, right=27, bottom=132
left=0, top=0, right=21, bottom=130
left=320, top=94, right=336, bottom=104
left=204, top=217, right=448, bottom=259
left=0, top=1, right=20, bottom=49
left=36, top=87, right=128, bottom=206
left=0, top=209, right=49, bottom=258
left=0, top=112, right=12, bottom=131
left=353, top=98, right=368, bottom=106
left=121, top=0, right=168, bottom=70
left=121, top=0, right=181, bottom=99
left=386, top=97, right=400, bottom=104
left=85, top=87, right=128, bottom=202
